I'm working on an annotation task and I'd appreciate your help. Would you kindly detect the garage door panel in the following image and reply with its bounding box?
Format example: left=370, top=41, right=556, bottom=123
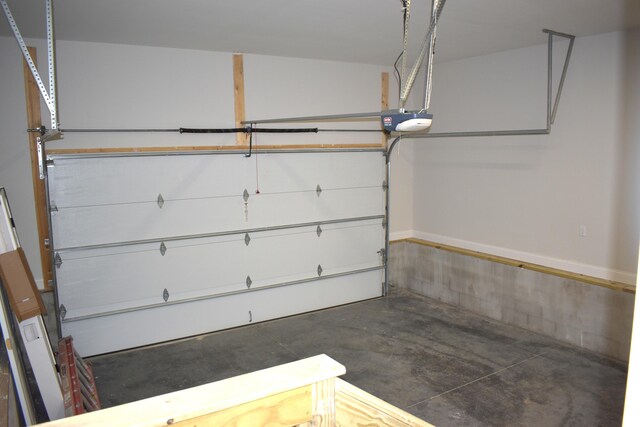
left=55, top=219, right=383, bottom=321
left=48, top=150, right=385, bottom=356
left=48, top=153, right=383, bottom=209
left=52, top=189, right=383, bottom=249
left=61, top=270, right=383, bottom=357
left=48, top=156, right=253, bottom=208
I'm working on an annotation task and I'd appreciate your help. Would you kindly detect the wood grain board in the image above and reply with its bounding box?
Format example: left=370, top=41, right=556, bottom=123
left=22, top=46, right=53, bottom=291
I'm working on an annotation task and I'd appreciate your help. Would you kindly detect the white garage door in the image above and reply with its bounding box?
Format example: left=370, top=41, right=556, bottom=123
left=47, top=149, right=385, bottom=356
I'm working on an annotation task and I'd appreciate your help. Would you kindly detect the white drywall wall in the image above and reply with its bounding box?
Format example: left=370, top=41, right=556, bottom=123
left=413, top=30, right=639, bottom=284
left=0, top=36, right=401, bottom=288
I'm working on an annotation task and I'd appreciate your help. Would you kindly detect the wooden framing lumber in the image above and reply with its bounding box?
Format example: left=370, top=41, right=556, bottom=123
left=22, top=46, right=53, bottom=291
left=381, top=71, right=389, bottom=146
left=335, top=378, right=433, bottom=427
left=394, top=237, right=635, bottom=294
left=233, top=53, right=249, bottom=145
left=39, top=354, right=346, bottom=427
left=37, top=354, right=434, bottom=427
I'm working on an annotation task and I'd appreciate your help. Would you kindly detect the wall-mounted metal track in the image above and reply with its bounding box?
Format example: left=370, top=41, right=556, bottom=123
left=47, top=147, right=385, bottom=161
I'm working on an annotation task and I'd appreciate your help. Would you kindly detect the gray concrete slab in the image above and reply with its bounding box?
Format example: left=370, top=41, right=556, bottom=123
left=89, top=290, right=627, bottom=425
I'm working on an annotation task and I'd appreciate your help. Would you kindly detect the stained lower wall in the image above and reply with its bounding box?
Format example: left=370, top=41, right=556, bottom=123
left=389, top=240, right=635, bottom=362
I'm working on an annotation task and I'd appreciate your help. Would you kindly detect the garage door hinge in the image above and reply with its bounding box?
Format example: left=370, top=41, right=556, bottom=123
left=50, top=203, right=58, bottom=212
left=316, top=225, right=322, bottom=237
left=160, top=242, right=167, bottom=256
left=244, top=233, right=251, bottom=246
left=316, top=184, right=322, bottom=197
left=378, top=248, right=386, bottom=260
left=37, top=137, right=44, bottom=179
left=157, top=194, right=164, bottom=208
left=246, top=276, right=252, bottom=289
left=243, top=189, right=250, bottom=202
left=317, top=264, right=323, bottom=276
left=163, top=288, right=169, bottom=302
left=382, top=180, right=387, bottom=191
left=59, top=304, right=67, bottom=320
left=54, top=252, right=62, bottom=268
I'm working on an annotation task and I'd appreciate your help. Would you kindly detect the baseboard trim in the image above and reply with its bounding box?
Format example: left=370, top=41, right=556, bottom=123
left=393, top=233, right=636, bottom=293
left=389, top=230, right=413, bottom=241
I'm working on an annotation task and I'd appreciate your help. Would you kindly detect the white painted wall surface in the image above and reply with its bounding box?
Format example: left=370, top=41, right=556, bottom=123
left=0, top=36, right=398, bottom=288
left=413, top=30, right=639, bottom=284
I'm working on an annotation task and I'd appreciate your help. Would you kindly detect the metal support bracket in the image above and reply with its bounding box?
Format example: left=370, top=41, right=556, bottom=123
left=162, top=288, right=169, bottom=302
left=316, top=184, right=322, bottom=197
left=37, top=137, right=44, bottom=179
left=157, top=194, right=164, bottom=208
left=246, top=276, right=252, bottom=289
left=159, top=242, right=167, bottom=256
left=1, top=0, right=60, bottom=130
left=317, top=264, right=323, bottom=276
left=316, top=225, right=322, bottom=237
left=244, top=233, right=251, bottom=246
left=36, top=130, right=62, bottom=180
left=543, top=29, right=575, bottom=125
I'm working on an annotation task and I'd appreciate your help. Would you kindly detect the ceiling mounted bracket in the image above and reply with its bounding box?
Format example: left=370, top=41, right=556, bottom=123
left=1, top=0, right=60, bottom=130
left=543, top=29, right=575, bottom=126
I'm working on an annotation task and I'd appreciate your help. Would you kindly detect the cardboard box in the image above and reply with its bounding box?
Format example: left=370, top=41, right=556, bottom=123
left=0, top=248, right=45, bottom=322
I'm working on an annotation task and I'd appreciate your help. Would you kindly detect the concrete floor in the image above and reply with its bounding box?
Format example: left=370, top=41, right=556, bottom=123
left=89, top=291, right=628, bottom=426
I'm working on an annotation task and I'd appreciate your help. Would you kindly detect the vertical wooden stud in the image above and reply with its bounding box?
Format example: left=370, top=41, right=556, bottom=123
left=22, top=46, right=53, bottom=291
left=310, top=378, right=336, bottom=427
left=381, top=71, right=389, bottom=146
left=233, top=54, right=248, bottom=145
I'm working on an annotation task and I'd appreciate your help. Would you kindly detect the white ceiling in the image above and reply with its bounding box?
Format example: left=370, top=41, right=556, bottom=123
left=1, top=0, right=638, bottom=65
